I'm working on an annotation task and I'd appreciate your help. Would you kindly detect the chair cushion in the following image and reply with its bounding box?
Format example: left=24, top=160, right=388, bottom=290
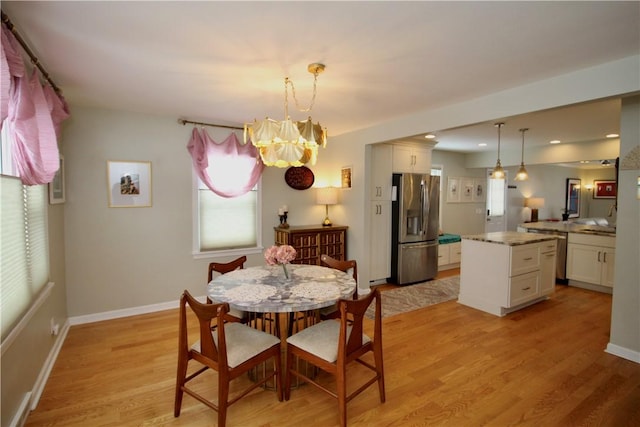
left=286, top=320, right=371, bottom=363
left=192, top=323, right=280, bottom=368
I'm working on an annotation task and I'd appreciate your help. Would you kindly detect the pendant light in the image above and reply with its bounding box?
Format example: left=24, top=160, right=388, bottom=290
left=515, top=127, right=529, bottom=181
left=492, top=122, right=505, bottom=179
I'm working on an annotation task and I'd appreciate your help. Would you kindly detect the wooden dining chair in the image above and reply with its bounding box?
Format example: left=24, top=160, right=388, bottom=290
left=284, top=288, right=385, bottom=427
left=320, top=254, right=358, bottom=320
left=174, top=290, right=282, bottom=426
left=207, top=256, right=247, bottom=322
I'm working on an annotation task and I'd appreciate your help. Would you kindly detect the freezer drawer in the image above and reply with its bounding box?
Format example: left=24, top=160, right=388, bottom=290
left=397, top=241, right=438, bottom=285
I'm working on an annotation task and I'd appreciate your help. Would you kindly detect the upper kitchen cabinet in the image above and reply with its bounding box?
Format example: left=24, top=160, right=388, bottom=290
left=392, top=143, right=434, bottom=174
left=370, top=144, right=393, bottom=200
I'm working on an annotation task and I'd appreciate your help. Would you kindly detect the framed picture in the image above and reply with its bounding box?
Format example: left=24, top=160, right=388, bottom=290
left=447, top=177, right=460, bottom=202
left=49, top=155, right=65, bottom=204
left=461, top=178, right=474, bottom=202
left=107, top=161, right=152, bottom=208
left=472, top=178, right=485, bottom=202
left=593, top=180, right=617, bottom=199
left=341, top=166, right=352, bottom=189
left=565, top=178, right=581, bottom=218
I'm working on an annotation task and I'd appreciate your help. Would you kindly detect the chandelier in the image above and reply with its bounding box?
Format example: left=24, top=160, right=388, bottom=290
left=244, top=63, right=327, bottom=168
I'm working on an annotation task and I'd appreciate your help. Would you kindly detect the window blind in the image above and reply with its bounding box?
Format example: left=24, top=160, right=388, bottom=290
left=198, top=186, right=258, bottom=251
left=0, top=176, right=50, bottom=342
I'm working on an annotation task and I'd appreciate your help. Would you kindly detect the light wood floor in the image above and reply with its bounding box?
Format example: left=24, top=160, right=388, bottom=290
left=26, top=271, right=640, bottom=426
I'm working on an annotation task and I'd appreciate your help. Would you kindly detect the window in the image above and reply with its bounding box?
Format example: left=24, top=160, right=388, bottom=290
left=1, top=128, right=51, bottom=342
left=487, top=171, right=506, bottom=217
left=196, top=179, right=261, bottom=253
left=188, top=129, right=263, bottom=257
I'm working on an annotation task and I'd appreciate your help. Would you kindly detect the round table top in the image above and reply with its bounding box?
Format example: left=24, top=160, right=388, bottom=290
left=207, top=264, right=356, bottom=313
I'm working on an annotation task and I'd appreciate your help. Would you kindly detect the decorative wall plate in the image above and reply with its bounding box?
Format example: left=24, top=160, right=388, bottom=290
left=285, top=166, right=315, bottom=190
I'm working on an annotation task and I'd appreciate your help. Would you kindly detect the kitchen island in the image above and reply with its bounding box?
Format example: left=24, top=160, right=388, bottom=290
left=459, top=231, right=557, bottom=317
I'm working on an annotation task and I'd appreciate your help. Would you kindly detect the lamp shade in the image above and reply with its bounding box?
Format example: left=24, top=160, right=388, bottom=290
left=316, top=187, right=338, bottom=205
left=524, top=197, right=545, bottom=209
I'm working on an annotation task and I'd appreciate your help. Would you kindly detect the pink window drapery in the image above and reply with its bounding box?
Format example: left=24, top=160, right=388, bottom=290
left=187, top=127, right=264, bottom=198
left=1, top=24, right=69, bottom=185
left=1, top=25, right=24, bottom=128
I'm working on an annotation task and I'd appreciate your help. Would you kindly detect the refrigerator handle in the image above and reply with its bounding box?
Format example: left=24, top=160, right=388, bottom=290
left=419, top=180, right=425, bottom=235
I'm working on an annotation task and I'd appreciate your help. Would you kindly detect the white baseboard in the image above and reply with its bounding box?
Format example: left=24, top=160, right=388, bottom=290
left=9, top=392, right=31, bottom=427
left=606, top=342, right=640, bottom=364
left=438, top=262, right=460, bottom=271
left=68, top=294, right=207, bottom=326
left=568, top=280, right=613, bottom=294
left=30, top=320, right=70, bottom=410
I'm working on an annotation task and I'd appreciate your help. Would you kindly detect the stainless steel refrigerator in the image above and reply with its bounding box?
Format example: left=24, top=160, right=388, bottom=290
left=390, top=173, right=440, bottom=285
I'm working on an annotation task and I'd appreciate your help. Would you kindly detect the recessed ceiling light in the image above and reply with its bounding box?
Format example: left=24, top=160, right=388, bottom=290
left=606, top=133, right=619, bottom=138
left=478, top=143, right=487, bottom=147
left=425, top=134, right=436, bottom=139
left=549, top=140, right=561, bottom=144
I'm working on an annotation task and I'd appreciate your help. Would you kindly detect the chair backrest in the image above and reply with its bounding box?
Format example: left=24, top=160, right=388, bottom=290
left=208, top=255, right=247, bottom=282
left=320, top=254, right=358, bottom=298
left=337, top=288, right=381, bottom=358
left=179, top=290, right=231, bottom=367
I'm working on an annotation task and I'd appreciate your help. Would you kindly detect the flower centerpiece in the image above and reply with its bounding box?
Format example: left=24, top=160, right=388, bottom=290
left=264, top=245, right=297, bottom=279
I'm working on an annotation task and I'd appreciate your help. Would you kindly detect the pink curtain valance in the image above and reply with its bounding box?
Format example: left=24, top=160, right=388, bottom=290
left=187, top=128, right=264, bottom=198
left=1, top=24, right=24, bottom=127
left=1, top=24, right=70, bottom=185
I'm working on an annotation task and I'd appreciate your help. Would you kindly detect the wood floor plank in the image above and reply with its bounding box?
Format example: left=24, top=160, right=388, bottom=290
left=25, top=272, right=640, bottom=426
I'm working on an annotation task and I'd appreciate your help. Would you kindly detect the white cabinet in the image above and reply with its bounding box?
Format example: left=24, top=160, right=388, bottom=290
left=392, top=144, right=432, bottom=174
left=369, top=201, right=391, bottom=282
left=539, top=241, right=557, bottom=295
left=567, top=233, right=615, bottom=289
left=368, top=144, right=393, bottom=283
left=459, top=236, right=557, bottom=317
left=370, top=144, right=393, bottom=200
left=438, top=242, right=461, bottom=270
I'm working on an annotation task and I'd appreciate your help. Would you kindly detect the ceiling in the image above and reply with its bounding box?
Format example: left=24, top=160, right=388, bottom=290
left=2, top=2, right=639, bottom=155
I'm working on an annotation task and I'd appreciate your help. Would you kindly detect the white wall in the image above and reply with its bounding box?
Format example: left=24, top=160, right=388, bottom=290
left=62, top=107, right=340, bottom=317
left=608, top=96, right=640, bottom=361
left=432, top=150, right=485, bottom=235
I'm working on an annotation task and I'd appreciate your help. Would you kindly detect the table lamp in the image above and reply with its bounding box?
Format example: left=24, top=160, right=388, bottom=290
left=524, top=197, right=545, bottom=222
left=316, top=187, right=338, bottom=226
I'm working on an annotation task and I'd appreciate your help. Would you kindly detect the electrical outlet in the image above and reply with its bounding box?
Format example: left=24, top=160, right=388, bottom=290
left=50, top=317, right=59, bottom=336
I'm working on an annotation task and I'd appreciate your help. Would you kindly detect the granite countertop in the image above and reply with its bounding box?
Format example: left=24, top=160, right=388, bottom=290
left=518, top=222, right=616, bottom=236
left=463, top=231, right=559, bottom=246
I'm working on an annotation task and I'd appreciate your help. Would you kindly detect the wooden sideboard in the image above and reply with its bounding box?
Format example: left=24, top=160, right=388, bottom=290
left=274, top=225, right=348, bottom=265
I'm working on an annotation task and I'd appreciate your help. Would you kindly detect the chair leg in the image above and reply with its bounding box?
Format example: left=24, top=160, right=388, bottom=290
left=284, top=347, right=293, bottom=401
left=174, top=354, right=188, bottom=417
left=218, top=374, right=230, bottom=427
left=337, top=365, right=348, bottom=427
left=374, top=343, right=386, bottom=403
left=274, top=350, right=283, bottom=402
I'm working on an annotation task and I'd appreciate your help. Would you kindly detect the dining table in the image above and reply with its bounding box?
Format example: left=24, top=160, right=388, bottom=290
left=207, top=263, right=356, bottom=389
left=207, top=263, right=356, bottom=328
